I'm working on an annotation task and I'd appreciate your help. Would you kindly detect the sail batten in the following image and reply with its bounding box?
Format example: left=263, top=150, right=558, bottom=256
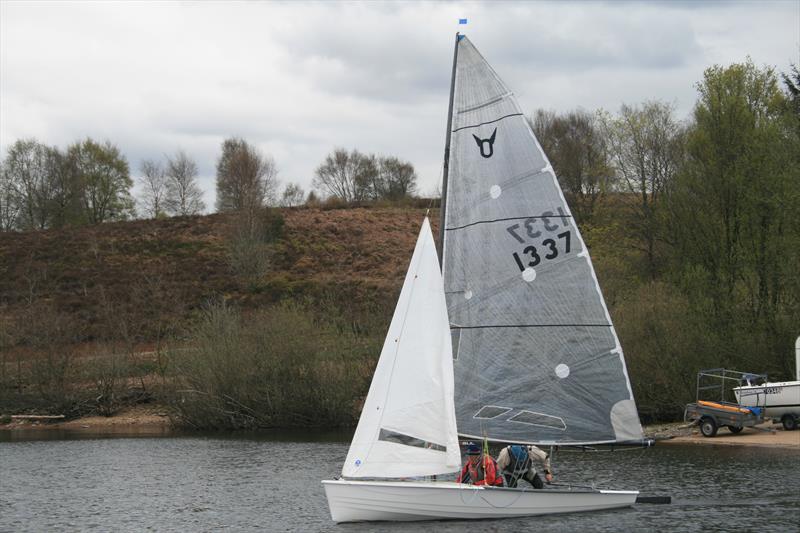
left=443, top=35, right=643, bottom=446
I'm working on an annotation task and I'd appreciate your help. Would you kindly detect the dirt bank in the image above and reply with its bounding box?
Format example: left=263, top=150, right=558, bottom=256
left=0, top=405, right=173, bottom=435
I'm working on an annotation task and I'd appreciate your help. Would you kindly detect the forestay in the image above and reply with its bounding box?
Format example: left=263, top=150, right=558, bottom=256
left=342, top=218, right=461, bottom=478
left=442, top=36, right=643, bottom=445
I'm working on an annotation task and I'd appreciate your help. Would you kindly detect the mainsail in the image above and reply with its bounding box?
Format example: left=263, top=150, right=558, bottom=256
left=442, top=35, right=643, bottom=445
left=342, top=218, right=461, bottom=478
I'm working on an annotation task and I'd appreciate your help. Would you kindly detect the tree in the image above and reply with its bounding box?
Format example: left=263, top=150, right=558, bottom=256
left=312, top=148, right=377, bottom=203
left=215, top=138, right=278, bottom=213
left=165, top=150, right=205, bottom=216
left=46, top=147, right=82, bottom=229
left=603, top=101, right=685, bottom=278
left=138, top=159, right=168, bottom=218
left=378, top=156, right=417, bottom=200
left=782, top=64, right=800, bottom=138
left=782, top=63, right=799, bottom=110
left=0, top=160, right=20, bottom=231
left=305, top=190, right=320, bottom=206
left=67, top=138, right=134, bottom=224
left=2, top=139, right=57, bottom=230
left=669, top=59, right=799, bottom=374
left=531, top=110, right=611, bottom=222
left=280, top=182, right=306, bottom=207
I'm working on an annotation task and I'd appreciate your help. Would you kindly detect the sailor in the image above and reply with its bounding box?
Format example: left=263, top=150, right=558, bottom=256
left=496, top=444, right=553, bottom=489
left=456, top=442, right=503, bottom=487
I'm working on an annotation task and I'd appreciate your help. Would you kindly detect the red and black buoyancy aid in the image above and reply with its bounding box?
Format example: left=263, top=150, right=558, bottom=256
left=457, top=456, right=503, bottom=486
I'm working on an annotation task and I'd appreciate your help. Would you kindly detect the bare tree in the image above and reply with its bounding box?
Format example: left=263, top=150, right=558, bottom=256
left=138, top=159, right=167, bottom=218
left=280, top=182, right=306, bottom=207
left=378, top=156, right=417, bottom=200
left=215, top=138, right=279, bottom=213
left=531, top=109, right=611, bottom=222
left=312, top=148, right=377, bottom=202
left=165, top=150, right=205, bottom=216
left=0, top=160, right=21, bottom=231
left=2, top=139, right=58, bottom=230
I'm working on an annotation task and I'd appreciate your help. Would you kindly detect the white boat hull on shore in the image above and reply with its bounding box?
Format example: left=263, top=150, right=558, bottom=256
left=321, top=479, right=638, bottom=523
left=734, top=381, right=800, bottom=419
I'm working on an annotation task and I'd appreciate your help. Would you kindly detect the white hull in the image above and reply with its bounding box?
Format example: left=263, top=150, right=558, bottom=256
left=322, top=479, right=638, bottom=523
left=734, top=381, right=800, bottom=418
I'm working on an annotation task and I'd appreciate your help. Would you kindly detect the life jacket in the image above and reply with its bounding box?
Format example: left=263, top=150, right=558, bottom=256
left=506, top=445, right=532, bottom=476
left=458, top=456, right=503, bottom=487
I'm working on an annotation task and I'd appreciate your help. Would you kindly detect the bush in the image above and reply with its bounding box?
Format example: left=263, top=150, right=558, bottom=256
left=227, top=207, right=285, bottom=290
left=166, top=300, right=378, bottom=429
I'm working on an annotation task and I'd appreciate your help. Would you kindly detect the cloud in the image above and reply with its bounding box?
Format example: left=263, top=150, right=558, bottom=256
left=2, top=1, right=798, bottom=206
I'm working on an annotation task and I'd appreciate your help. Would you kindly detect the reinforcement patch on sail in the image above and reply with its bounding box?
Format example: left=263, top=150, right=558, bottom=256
left=442, top=36, right=643, bottom=445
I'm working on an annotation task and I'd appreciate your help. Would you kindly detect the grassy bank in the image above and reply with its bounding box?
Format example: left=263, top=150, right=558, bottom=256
left=1, top=202, right=797, bottom=427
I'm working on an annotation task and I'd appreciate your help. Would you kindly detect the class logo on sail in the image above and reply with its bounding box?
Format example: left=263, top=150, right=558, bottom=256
left=472, top=128, right=497, bottom=158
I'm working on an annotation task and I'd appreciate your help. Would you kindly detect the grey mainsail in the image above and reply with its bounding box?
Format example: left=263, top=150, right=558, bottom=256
left=442, top=35, right=643, bottom=445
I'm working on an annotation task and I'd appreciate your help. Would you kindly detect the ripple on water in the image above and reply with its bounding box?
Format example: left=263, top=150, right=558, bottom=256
left=0, top=434, right=798, bottom=532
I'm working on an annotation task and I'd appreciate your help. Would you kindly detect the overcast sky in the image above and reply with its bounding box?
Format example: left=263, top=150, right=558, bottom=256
left=1, top=1, right=798, bottom=210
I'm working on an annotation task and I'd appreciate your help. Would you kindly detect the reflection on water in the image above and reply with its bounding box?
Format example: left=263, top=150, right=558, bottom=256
left=1, top=432, right=798, bottom=532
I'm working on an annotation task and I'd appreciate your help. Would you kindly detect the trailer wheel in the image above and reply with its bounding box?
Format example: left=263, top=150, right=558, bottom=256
left=700, top=417, right=718, bottom=437
left=727, top=426, right=743, bottom=434
left=782, top=415, right=798, bottom=431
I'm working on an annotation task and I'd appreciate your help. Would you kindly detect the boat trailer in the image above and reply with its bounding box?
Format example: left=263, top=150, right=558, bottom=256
left=684, top=369, right=768, bottom=437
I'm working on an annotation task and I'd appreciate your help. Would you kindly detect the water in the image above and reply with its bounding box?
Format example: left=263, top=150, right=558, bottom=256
left=1, top=431, right=798, bottom=532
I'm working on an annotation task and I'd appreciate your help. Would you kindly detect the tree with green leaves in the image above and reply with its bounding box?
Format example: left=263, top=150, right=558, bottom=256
left=67, top=138, right=134, bottom=224
left=669, top=59, right=799, bottom=374
left=602, top=101, right=685, bottom=279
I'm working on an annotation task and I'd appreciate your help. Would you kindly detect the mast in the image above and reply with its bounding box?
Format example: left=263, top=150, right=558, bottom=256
left=438, top=32, right=460, bottom=267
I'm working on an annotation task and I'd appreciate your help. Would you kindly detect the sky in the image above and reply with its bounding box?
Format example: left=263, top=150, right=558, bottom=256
left=1, top=1, right=798, bottom=211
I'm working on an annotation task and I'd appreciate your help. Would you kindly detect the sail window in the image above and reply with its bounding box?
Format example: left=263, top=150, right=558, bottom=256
left=489, top=185, right=502, bottom=199
left=555, top=364, right=570, bottom=379
left=522, top=268, right=537, bottom=282
left=473, top=405, right=513, bottom=419
left=508, top=411, right=567, bottom=431
left=378, top=428, right=446, bottom=452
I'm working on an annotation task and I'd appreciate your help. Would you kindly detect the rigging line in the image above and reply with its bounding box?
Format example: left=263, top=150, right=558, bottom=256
left=451, top=324, right=612, bottom=330
left=451, top=112, right=524, bottom=132
left=446, top=214, right=572, bottom=232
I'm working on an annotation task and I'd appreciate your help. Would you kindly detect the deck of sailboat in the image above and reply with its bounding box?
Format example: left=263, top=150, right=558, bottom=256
left=322, top=478, right=638, bottom=523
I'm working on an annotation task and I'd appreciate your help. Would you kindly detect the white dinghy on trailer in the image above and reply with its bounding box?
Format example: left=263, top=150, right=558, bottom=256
left=733, top=336, right=800, bottom=430
left=322, top=33, right=646, bottom=523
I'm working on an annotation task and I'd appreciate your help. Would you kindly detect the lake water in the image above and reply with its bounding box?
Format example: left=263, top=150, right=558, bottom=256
left=1, top=430, right=798, bottom=532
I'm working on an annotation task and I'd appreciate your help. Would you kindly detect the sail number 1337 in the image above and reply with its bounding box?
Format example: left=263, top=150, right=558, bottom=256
left=511, top=231, right=571, bottom=271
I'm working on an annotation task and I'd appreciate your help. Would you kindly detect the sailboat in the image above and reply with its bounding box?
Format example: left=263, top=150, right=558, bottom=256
left=322, top=34, right=646, bottom=523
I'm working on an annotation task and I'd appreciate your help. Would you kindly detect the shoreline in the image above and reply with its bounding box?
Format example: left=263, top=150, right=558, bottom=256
left=645, top=421, right=800, bottom=450
left=2, top=408, right=799, bottom=450
left=0, top=405, right=174, bottom=436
